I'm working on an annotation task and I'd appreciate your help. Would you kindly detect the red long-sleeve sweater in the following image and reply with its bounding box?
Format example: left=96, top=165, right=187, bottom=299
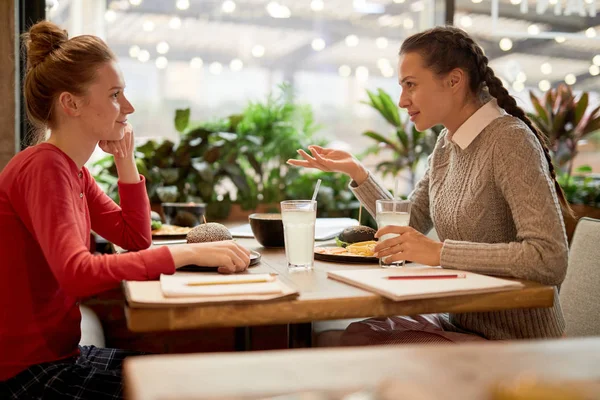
left=0, top=143, right=175, bottom=380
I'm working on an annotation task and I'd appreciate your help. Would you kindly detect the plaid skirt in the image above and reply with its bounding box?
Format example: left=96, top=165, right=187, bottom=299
left=0, top=346, right=142, bottom=400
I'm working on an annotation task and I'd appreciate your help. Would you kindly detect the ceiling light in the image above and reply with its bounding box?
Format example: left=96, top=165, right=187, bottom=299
left=222, top=0, right=236, bottom=12
left=528, top=24, right=540, bottom=35
left=156, top=41, right=170, bottom=54
left=512, top=81, right=524, bottom=92
left=129, top=0, right=142, bottom=5
left=176, top=0, right=190, bottom=10
left=266, top=1, right=291, bottom=18
left=555, top=36, right=566, bottom=43
left=209, top=62, right=223, bottom=75
left=375, top=37, right=388, bottom=49
left=129, top=45, right=140, bottom=58
left=403, top=18, right=414, bottom=29
left=471, top=0, right=482, bottom=4
left=538, top=80, right=551, bottom=91
left=589, top=65, right=600, bottom=76
left=565, top=73, right=576, bottom=85
left=338, top=65, right=351, bottom=77
left=311, top=38, right=326, bottom=51
left=510, top=0, right=521, bottom=4
left=540, top=62, right=552, bottom=75
left=393, top=0, right=405, bottom=3
left=155, top=56, right=168, bottom=69
left=549, top=0, right=557, bottom=3
left=310, top=0, right=324, bottom=11
left=104, top=10, right=117, bottom=22
left=230, top=58, right=243, bottom=71
left=190, top=57, right=203, bottom=68
left=142, top=20, right=155, bottom=31
left=355, top=66, right=369, bottom=81
left=499, top=38, right=513, bottom=51
left=345, top=35, right=359, bottom=47
left=252, top=45, right=265, bottom=57
left=459, top=16, right=472, bottom=28
left=169, top=16, right=181, bottom=29
left=137, top=49, right=150, bottom=63
left=586, top=28, right=597, bottom=38
left=593, top=55, right=600, bottom=66
left=516, top=71, right=527, bottom=82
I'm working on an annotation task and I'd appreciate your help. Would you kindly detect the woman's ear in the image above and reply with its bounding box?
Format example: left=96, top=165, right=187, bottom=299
left=57, top=92, right=83, bottom=117
left=448, top=68, right=465, bottom=90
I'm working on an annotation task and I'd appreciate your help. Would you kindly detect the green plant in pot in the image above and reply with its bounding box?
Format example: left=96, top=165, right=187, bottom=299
left=361, top=88, right=442, bottom=190
left=234, top=83, right=326, bottom=209
left=91, top=110, right=254, bottom=221
left=528, top=83, right=600, bottom=240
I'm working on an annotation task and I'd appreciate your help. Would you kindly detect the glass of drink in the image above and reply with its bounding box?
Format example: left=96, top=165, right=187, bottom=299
left=280, top=200, right=317, bottom=269
left=375, top=199, right=411, bottom=268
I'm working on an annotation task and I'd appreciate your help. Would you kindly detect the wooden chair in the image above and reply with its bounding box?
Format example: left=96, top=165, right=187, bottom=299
left=560, top=217, right=600, bottom=337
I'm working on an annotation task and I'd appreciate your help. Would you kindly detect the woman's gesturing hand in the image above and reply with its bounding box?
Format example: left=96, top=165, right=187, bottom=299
left=287, top=145, right=369, bottom=184
left=374, top=226, right=443, bottom=266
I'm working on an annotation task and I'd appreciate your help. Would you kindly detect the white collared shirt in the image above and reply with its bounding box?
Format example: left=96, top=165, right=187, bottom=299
left=448, top=99, right=506, bottom=150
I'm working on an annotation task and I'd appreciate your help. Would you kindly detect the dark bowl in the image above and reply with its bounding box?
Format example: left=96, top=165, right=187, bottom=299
left=161, top=202, right=207, bottom=227
left=249, top=213, right=284, bottom=248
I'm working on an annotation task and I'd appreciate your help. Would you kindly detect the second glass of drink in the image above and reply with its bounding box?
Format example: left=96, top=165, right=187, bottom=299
left=376, top=199, right=411, bottom=268
left=281, top=200, right=317, bottom=269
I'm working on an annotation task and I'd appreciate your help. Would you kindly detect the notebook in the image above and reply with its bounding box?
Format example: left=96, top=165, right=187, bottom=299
left=124, top=273, right=298, bottom=307
left=229, top=218, right=359, bottom=241
left=327, top=267, right=524, bottom=301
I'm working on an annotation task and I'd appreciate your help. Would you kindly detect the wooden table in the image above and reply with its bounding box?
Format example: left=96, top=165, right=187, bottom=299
left=124, top=337, right=600, bottom=400
left=124, top=238, right=554, bottom=338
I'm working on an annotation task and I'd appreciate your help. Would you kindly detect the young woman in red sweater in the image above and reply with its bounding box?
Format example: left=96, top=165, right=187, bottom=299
left=0, top=21, right=250, bottom=399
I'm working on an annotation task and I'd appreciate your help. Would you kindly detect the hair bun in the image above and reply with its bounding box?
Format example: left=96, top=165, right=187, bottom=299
left=23, top=21, right=69, bottom=70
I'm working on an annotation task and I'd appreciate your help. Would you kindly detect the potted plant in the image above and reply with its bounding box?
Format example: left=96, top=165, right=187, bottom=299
left=528, top=83, right=600, bottom=240
left=361, top=88, right=442, bottom=190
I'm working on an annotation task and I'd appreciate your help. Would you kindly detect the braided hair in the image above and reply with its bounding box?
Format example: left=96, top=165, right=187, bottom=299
left=400, top=26, right=573, bottom=219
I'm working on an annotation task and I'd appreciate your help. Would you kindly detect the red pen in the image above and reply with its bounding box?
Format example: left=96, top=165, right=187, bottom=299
left=385, top=274, right=466, bottom=280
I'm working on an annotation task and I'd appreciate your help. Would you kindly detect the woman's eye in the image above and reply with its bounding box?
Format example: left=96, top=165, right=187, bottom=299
left=112, top=92, right=120, bottom=98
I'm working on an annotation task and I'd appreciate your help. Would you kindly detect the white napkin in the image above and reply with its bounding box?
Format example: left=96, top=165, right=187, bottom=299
left=160, top=273, right=284, bottom=298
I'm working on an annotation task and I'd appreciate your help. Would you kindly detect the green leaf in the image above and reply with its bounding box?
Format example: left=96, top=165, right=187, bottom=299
left=377, top=88, right=401, bottom=127
left=396, top=128, right=409, bottom=151
left=576, top=165, right=593, bottom=173
left=529, top=91, right=550, bottom=128
left=335, top=237, right=349, bottom=248
left=174, top=108, right=191, bottom=133
left=363, top=130, right=401, bottom=153
left=365, top=89, right=385, bottom=116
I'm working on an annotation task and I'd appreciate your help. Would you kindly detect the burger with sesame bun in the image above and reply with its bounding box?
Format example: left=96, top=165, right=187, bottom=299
left=186, top=223, right=233, bottom=244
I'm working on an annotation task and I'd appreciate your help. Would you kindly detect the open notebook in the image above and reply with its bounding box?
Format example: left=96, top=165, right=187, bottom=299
left=124, top=273, right=298, bottom=307
left=327, top=267, right=524, bottom=301
left=229, top=218, right=359, bottom=241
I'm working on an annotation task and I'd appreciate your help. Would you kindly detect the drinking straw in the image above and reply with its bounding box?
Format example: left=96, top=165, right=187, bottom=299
left=311, top=179, right=322, bottom=202
left=393, top=177, right=400, bottom=213
left=358, top=204, right=363, bottom=225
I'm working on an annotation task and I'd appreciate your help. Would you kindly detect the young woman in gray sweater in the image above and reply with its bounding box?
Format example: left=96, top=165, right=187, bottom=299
left=288, top=26, right=570, bottom=343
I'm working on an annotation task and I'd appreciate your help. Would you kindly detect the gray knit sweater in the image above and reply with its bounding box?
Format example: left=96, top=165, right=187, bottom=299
left=351, top=116, right=568, bottom=340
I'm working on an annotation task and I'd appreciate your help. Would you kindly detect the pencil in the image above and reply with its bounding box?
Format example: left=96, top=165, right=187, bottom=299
left=385, top=274, right=466, bottom=280
left=186, top=275, right=276, bottom=286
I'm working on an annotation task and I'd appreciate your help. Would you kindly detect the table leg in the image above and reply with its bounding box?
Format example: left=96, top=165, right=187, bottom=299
left=234, top=327, right=252, bottom=351
left=288, top=322, right=312, bottom=348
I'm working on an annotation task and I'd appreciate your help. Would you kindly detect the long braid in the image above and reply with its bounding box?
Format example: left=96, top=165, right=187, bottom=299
left=467, top=39, right=573, bottom=219
left=401, top=27, right=573, bottom=220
